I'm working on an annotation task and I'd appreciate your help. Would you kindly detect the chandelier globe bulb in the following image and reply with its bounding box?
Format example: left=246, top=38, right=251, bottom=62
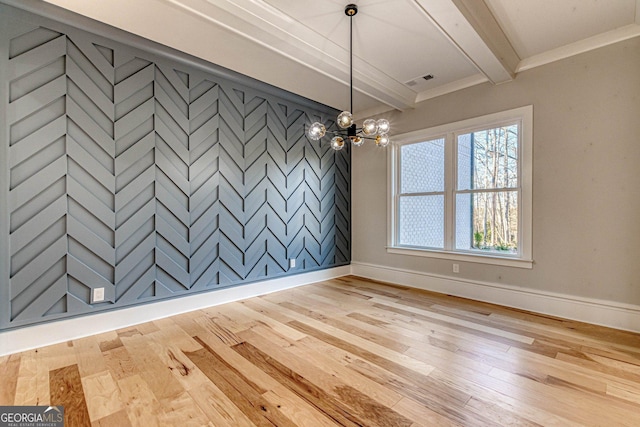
left=331, top=136, right=345, bottom=150
left=376, top=133, right=390, bottom=147
left=307, top=122, right=326, bottom=140
left=362, top=119, right=378, bottom=135
left=337, top=111, right=353, bottom=129
left=376, top=119, right=390, bottom=134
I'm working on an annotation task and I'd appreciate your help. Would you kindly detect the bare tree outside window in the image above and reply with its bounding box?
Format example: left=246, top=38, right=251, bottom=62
left=391, top=106, right=532, bottom=267
left=456, top=125, right=519, bottom=253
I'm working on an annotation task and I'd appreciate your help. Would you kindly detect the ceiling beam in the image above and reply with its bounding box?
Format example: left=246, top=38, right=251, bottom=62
left=412, top=0, right=519, bottom=85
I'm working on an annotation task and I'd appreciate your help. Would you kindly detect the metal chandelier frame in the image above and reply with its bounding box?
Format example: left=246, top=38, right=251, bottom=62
left=306, top=4, right=391, bottom=151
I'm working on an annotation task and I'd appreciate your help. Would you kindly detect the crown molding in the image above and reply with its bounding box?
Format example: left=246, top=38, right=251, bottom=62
left=516, top=24, right=640, bottom=73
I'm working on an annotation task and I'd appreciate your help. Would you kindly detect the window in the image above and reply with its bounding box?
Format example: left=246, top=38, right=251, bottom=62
left=388, top=106, right=532, bottom=268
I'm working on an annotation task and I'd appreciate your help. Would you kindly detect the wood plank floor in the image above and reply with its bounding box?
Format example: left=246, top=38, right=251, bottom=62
left=2, top=276, right=640, bottom=426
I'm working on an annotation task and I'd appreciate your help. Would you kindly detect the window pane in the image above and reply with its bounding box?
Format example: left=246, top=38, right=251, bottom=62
left=457, top=125, right=518, bottom=191
left=399, top=195, right=444, bottom=248
left=401, top=138, right=445, bottom=194
left=455, top=191, right=518, bottom=254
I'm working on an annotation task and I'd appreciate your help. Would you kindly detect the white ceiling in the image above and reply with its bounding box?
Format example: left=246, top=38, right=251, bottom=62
left=40, top=0, right=640, bottom=116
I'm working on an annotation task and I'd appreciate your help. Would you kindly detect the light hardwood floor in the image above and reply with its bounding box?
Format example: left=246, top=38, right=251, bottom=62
left=2, top=276, right=640, bottom=426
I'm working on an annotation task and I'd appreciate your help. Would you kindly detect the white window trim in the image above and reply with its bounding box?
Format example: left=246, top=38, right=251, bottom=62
left=387, top=106, right=533, bottom=269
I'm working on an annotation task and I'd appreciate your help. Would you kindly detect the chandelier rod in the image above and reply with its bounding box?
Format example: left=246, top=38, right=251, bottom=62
left=349, top=7, right=353, bottom=115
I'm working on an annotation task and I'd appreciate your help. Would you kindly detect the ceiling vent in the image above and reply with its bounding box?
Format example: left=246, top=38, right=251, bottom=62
left=405, top=74, right=434, bottom=87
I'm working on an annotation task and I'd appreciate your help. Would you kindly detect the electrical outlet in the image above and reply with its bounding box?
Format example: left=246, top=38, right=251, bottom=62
left=453, top=263, right=459, bottom=273
left=93, top=287, right=105, bottom=303
left=289, top=258, right=296, bottom=268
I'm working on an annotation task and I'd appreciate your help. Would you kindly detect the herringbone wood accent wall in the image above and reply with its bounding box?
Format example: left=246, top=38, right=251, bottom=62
left=0, top=5, right=350, bottom=330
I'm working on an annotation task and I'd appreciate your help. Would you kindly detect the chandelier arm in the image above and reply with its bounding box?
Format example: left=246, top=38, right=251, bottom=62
left=329, top=130, right=379, bottom=141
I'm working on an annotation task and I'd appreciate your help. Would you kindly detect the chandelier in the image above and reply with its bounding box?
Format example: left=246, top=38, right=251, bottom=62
left=307, top=4, right=391, bottom=151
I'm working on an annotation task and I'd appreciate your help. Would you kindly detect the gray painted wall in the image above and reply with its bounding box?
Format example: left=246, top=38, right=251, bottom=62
left=353, top=37, right=640, bottom=306
left=0, top=4, right=350, bottom=330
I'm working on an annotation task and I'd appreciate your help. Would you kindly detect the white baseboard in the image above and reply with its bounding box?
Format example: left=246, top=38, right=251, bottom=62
left=0, top=266, right=350, bottom=356
left=4, top=262, right=637, bottom=356
left=351, top=262, right=640, bottom=334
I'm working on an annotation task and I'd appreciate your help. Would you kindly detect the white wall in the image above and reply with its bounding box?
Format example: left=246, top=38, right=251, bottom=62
left=352, top=37, right=640, bottom=325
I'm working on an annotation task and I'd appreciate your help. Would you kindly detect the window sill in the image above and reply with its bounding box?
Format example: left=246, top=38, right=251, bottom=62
left=386, top=246, right=533, bottom=269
